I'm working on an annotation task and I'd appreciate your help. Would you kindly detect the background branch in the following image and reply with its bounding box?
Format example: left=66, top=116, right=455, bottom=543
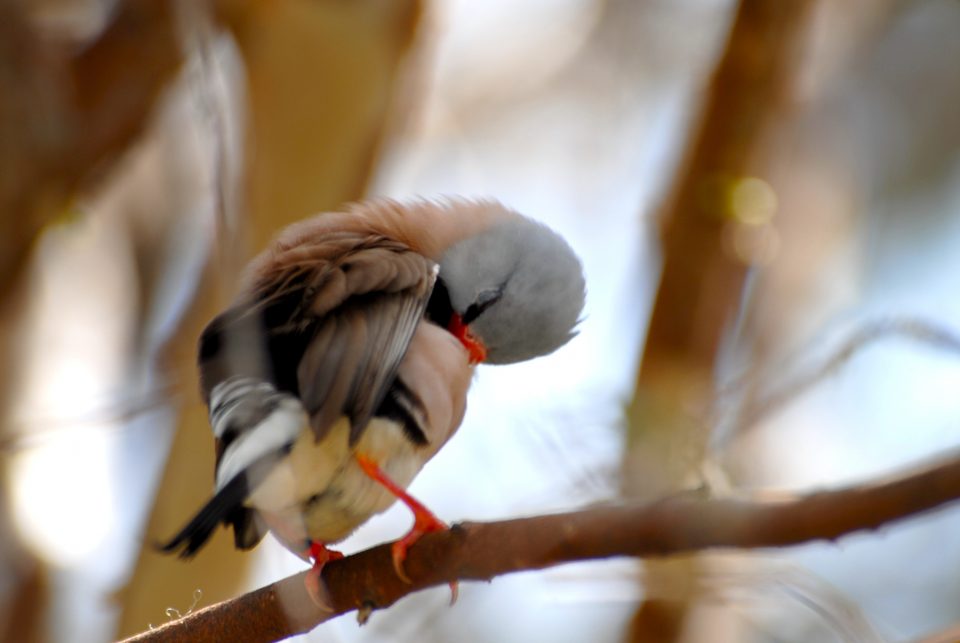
left=124, top=449, right=960, bottom=643
left=717, top=317, right=960, bottom=435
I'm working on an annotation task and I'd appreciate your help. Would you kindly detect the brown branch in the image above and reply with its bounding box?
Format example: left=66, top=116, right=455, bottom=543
left=124, top=449, right=960, bottom=643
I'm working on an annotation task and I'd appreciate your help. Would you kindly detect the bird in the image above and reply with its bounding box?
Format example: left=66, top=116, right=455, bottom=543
left=158, top=197, right=586, bottom=606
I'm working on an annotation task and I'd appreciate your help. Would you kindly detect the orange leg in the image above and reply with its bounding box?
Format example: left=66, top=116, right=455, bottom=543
left=302, top=541, right=344, bottom=609
left=355, top=453, right=458, bottom=604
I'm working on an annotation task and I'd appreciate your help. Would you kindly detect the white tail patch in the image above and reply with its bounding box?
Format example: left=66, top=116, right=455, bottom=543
left=208, top=378, right=307, bottom=490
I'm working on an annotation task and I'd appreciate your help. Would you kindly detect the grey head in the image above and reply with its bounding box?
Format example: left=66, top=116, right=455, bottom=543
left=439, top=213, right=586, bottom=364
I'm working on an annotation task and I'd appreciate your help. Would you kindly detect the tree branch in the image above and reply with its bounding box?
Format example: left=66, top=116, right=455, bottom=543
left=719, top=318, right=960, bottom=436
left=123, top=450, right=960, bottom=643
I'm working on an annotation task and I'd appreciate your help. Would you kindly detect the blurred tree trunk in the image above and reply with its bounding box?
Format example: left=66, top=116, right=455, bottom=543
left=115, top=0, right=424, bottom=637
left=0, top=0, right=181, bottom=298
left=725, top=0, right=897, bottom=444
left=0, top=1, right=181, bottom=640
left=623, top=1, right=817, bottom=641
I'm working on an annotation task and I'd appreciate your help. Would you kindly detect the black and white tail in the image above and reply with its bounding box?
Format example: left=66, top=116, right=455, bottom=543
left=157, top=377, right=304, bottom=557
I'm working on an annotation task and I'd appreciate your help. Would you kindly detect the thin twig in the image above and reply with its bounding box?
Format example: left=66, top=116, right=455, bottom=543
left=0, top=384, right=179, bottom=453
left=124, top=449, right=960, bottom=643
left=717, top=317, right=960, bottom=436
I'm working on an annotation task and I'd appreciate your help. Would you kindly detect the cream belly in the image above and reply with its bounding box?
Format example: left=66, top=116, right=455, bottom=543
left=247, top=415, right=424, bottom=555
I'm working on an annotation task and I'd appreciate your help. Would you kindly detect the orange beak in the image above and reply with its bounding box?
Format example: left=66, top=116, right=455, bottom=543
left=448, top=313, right=487, bottom=364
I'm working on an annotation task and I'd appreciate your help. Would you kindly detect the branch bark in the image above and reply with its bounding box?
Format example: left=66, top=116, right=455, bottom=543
left=123, top=449, right=960, bottom=643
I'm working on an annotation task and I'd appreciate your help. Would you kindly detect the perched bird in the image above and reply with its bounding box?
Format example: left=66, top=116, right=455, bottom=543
left=159, top=197, right=585, bottom=605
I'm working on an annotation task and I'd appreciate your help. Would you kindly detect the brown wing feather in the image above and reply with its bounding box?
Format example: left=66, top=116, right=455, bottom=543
left=296, top=247, right=437, bottom=443
left=251, top=234, right=436, bottom=444
left=200, top=232, right=435, bottom=454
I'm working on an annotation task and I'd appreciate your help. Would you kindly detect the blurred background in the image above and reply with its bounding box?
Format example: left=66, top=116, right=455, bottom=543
left=2, top=0, right=960, bottom=641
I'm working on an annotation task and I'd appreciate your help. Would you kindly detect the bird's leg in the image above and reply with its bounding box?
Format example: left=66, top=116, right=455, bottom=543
left=302, top=540, right=344, bottom=609
left=355, top=453, right=458, bottom=603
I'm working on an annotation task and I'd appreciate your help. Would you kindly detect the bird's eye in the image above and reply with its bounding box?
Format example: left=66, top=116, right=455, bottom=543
left=462, top=287, right=503, bottom=324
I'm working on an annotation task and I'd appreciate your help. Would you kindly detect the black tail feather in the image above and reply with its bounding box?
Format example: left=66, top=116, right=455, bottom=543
left=226, top=505, right=267, bottom=551
left=156, top=472, right=250, bottom=559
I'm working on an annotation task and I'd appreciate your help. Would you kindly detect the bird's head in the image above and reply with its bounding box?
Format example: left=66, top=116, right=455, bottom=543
left=436, top=212, right=585, bottom=365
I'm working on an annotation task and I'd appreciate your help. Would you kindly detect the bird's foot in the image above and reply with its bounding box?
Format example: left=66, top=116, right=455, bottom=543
left=389, top=503, right=447, bottom=583
left=355, top=453, right=459, bottom=604
left=303, top=541, right=344, bottom=610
